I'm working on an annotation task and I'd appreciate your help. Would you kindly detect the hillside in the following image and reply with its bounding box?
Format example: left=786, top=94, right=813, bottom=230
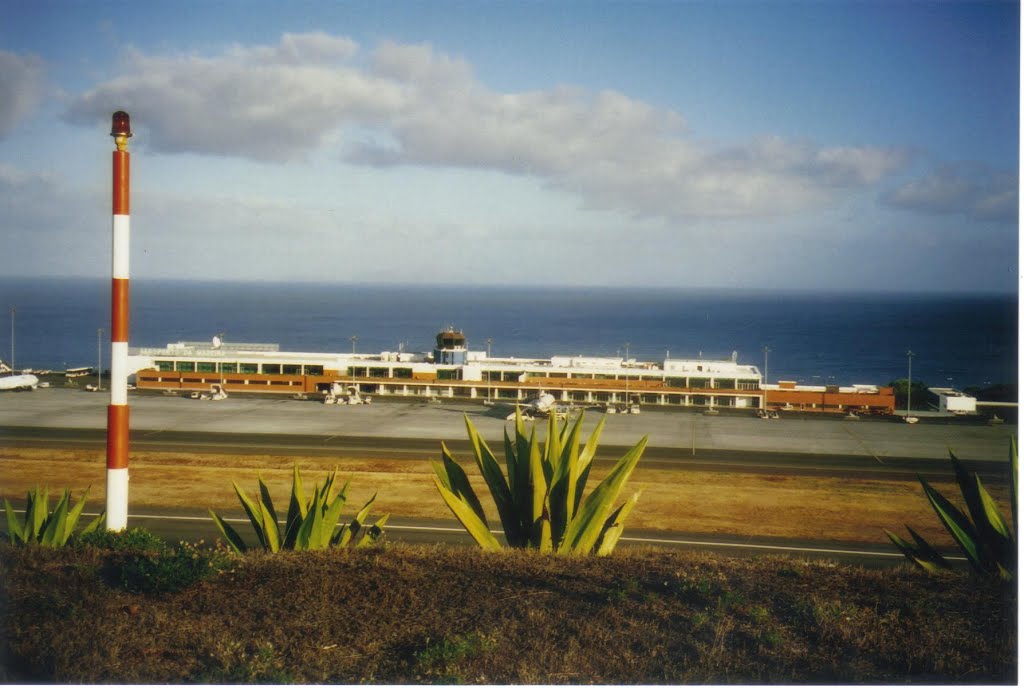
left=1, top=542, right=1015, bottom=684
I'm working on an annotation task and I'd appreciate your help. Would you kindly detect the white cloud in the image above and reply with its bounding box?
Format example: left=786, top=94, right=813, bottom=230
left=0, top=51, right=46, bottom=139
left=883, top=163, right=1018, bottom=223
left=64, top=33, right=909, bottom=220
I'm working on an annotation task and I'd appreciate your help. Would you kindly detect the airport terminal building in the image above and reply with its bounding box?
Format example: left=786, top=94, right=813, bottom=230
left=127, top=329, right=895, bottom=414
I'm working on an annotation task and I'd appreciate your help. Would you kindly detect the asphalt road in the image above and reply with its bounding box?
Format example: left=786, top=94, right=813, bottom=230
left=0, top=424, right=1011, bottom=484
left=2, top=506, right=960, bottom=569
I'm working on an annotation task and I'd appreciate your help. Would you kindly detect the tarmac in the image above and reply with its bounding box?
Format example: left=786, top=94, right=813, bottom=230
left=0, top=386, right=1016, bottom=463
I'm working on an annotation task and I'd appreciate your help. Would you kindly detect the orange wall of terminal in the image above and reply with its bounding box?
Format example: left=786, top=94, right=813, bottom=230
left=135, top=368, right=895, bottom=412
left=766, top=387, right=895, bottom=413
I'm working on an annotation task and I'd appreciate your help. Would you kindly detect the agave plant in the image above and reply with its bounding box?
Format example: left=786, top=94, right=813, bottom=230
left=3, top=486, right=105, bottom=547
left=208, top=464, right=389, bottom=553
left=886, top=438, right=1017, bottom=581
left=432, top=409, right=647, bottom=555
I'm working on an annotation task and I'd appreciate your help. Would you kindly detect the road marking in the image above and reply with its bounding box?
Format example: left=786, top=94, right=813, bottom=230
left=621, top=536, right=905, bottom=559
left=842, top=422, right=885, bottom=464
left=85, top=511, right=966, bottom=562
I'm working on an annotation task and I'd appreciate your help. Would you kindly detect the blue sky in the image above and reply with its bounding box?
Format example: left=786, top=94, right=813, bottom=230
left=0, top=0, right=1018, bottom=292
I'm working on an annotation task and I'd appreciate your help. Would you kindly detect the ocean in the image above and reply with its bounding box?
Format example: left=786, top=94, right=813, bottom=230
left=0, top=278, right=1017, bottom=391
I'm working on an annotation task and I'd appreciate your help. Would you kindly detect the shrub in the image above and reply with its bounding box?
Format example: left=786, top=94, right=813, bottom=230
left=886, top=438, right=1017, bottom=580
left=431, top=410, right=647, bottom=554
left=71, top=526, right=167, bottom=552
left=117, top=541, right=228, bottom=595
left=208, top=464, right=389, bottom=553
left=3, top=485, right=104, bottom=547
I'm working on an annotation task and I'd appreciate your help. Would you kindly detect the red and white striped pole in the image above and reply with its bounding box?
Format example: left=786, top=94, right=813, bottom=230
left=106, top=110, right=132, bottom=531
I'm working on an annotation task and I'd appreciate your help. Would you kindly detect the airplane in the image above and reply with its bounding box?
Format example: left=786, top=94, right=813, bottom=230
left=322, top=381, right=371, bottom=405
left=504, top=392, right=580, bottom=421
left=0, top=373, right=40, bottom=391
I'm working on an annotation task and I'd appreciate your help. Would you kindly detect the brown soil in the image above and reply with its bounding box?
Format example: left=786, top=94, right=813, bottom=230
left=1, top=543, right=1015, bottom=683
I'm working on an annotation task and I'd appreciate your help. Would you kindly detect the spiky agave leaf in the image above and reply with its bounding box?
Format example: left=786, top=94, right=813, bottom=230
left=950, top=452, right=1010, bottom=567
left=546, top=417, right=577, bottom=547
left=79, top=511, right=105, bottom=536
left=295, top=480, right=327, bottom=549
left=208, top=509, right=248, bottom=553
left=40, top=489, right=71, bottom=546
left=29, top=486, right=48, bottom=543
left=885, top=525, right=951, bottom=574
left=432, top=476, right=502, bottom=550
left=62, top=486, right=92, bottom=546
left=595, top=490, right=642, bottom=557
left=526, top=428, right=551, bottom=549
left=919, top=474, right=983, bottom=573
left=434, top=443, right=488, bottom=524
left=502, top=427, right=532, bottom=545
left=572, top=416, right=607, bottom=516
left=232, top=481, right=269, bottom=548
left=334, top=492, right=377, bottom=547
left=256, top=493, right=281, bottom=553
left=354, top=513, right=390, bottom=548
left=464, top=416, right=520, bottom=544
left=541, top=413, right=561, bottom=485
left=558, top=413, right=585, bottom=516
left=559, top=436, right=648, bottom=555
left=283, top=463, right=308, bottom=550
left=319, top=480, right=352, bottom=549
left=3, top=497, right=26, bottom=545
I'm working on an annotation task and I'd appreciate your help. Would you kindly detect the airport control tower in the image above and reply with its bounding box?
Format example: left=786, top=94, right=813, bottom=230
left=433, top=327, right=468, bottom=365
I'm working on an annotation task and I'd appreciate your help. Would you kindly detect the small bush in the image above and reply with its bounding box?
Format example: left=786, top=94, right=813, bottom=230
left=111, top=540, right=233, bottom=595
left=71, top=527, right=167, bottom=552
left=414, top=632, right=496, bottom=681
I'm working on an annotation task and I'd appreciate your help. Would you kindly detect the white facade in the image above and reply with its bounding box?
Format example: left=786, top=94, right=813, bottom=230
left=928, top=387, right=977, bottom=414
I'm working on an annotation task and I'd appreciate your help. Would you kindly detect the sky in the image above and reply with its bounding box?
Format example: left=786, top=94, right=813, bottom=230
left=0, top=0, right=1018, bottom=293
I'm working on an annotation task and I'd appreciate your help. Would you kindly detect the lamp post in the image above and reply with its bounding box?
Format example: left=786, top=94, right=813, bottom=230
left=106, top=110, right=132, bottom=531
left=906, top=350, right=914, bottom=419
left=485, top=337, right=493, bottom=403
left=623, top=341, right=630, bottom=407
left=762, top=345, right=770, bottom=412
left=350, top=335, right=358, bottom=389
left=8, top=306, right=14, bottom=372
left=97, top=328, right=103, bottom=391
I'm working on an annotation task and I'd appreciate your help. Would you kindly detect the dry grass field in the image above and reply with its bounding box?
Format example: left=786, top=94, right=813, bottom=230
left=2, top=445, right=1008, bottom=548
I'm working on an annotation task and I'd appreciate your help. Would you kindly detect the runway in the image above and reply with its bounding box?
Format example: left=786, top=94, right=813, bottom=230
left=0, top=424, right=1011, bottom=483
left=0, top=386, right=1014, bottom=481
